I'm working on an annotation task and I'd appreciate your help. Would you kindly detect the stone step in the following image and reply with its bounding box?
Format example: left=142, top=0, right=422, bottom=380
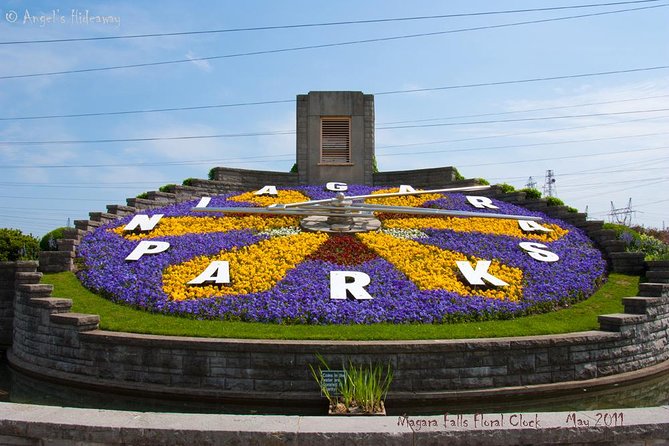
left=646, top=270, right=669, bottom=283
left=559, top=213, right=587, bottom=225
left=610, top=252, right=646, bottom=274
left=107, top=204, right=136, bottom=216
left=146, top=191, right=177, bottom=202
left=74, top=220, right=100, bottom=231
left=15, top=272, right=42, bottom=284
left=638, top=282, right=669, bottom=297
left=589, top=229, right=617, bottom=242
left=126, top=198, right=161, bottom=210
left=598, top=313, right=647, bottom=332
left=601, top=239, right=626, bottom=250
left=89, top=212, right=117, bottom=224
left=622, top=296, right=661, bottom=314
left=647, top=260, right=669, bottom=269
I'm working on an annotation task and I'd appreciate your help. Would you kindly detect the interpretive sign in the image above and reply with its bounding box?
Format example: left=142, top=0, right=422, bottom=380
left=322, top=370, right=347, bottom=396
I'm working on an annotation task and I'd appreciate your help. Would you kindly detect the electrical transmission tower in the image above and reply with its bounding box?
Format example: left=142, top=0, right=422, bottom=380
left=542, top=170, right=557, bottom=197
left=609, top=198, right=635, bottom=226
left=525, top=176, right=537, bottom=189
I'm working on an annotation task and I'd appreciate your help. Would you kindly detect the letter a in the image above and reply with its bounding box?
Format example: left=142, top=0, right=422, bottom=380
left=330, top=271, right=373, bottom=300
left=466, top=196, right=499, bottom=209
left=123, top=214, right=163, bottom=232
left=456, top=260, right=508, bottom=286
left=187, top=261, right=231, bottom=285
left=125, top=241, right=170, bottom=261
left=254, top=185, right=278, bottom=196
left=518, top=220, right=552, bottom=233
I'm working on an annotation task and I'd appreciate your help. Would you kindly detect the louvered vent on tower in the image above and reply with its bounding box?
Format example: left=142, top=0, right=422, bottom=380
left=320, top=117, right=351, bottom=163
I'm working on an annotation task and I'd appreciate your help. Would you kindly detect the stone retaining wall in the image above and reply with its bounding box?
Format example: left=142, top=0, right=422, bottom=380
left=4, top=262, right=669, bottom=406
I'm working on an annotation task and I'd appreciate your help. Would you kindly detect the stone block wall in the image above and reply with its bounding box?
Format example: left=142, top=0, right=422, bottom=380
left=373, top=166, right=460, bottom=188
left=0, top=261, right=39, bottom=349
left=5, top=261, right=669, bottom=406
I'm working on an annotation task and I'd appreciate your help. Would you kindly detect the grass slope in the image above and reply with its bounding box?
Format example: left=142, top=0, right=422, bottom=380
left=41, top=272, right=635, bottom=340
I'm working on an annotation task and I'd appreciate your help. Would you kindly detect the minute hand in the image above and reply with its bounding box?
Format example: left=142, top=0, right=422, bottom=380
left=280, top=185, right=491, bottom=208
left=340, top=203, right=542, bottom=221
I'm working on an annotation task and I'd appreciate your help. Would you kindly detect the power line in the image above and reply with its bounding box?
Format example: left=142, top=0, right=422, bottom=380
left=1, top=1, right=659, bottom=45
left=455, top=145, right=668, bottom=168
left=0, top=99, right=295, bottom=122
left=376, top=93, right=669, bottom=126
left=378, top=114, right=669, bottom=149
left=3, top=88, right=667, bottom=124
left=373, top=65, right=669, bottom=96
left=3, top=104, right=668, bottom=146
left=1, top=4, right=665, bottom=81
left=378, top=131, right=669, bottom=157
left=376, top=107, right=669, bottom=130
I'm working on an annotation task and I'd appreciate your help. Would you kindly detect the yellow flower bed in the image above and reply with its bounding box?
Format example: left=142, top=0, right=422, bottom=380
left=358, top=232, right=523, bottom=301
left=162, top=232, right=328, bottom=301
left=383, top=217, right=567, bottom=242
left=229, top=190, right=310, bottom=206
left=112, top=215, right=300, bottom=240
left=365, top=188, right=443, bottom=207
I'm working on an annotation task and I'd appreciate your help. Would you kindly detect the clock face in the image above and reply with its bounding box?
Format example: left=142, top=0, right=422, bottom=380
left=77, top=184, right=607, bottom=324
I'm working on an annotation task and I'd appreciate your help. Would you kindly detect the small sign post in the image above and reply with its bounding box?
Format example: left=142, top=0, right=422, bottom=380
left=321, top=370, right=347, bottom=396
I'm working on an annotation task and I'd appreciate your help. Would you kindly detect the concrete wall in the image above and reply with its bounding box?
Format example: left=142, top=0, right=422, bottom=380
left=4, top=261, right=669, bottom=407
left=208, top=167, right=298, bottom=190
left=296, top=91, right=375, bottom=185
left=373, top=166, right=460, bottom=188
left=1, top=403, right=668, bottom=445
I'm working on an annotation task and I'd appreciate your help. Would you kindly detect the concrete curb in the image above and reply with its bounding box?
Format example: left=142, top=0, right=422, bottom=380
left=0, top=403, right=667, bottom=445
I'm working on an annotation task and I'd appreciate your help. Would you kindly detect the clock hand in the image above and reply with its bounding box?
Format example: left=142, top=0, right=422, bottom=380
left=281, top=185, right=491, bottom=208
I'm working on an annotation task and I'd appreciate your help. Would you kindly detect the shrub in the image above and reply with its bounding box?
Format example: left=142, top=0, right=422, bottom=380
left=497, top=183, right=516, bottom=193
left=40, top=227, right=68, bottom=251
left=475, top=178, right=490, bottom=185
left=0, top=228, right=40, bottom=261
left=290, top=163, right=298, bottom=173
left=567, top=207, right=579, bottom=213
left=453, top=168, right=465, bottom=181
left=182, top=178, right=196, bottom=186
left=519, top=188, right=542, bottom=199
left=637, top=234, right=669, bottom=261
left=208, top=168, right=216, bottom=180
left=546, top=196, right=565, bottom=207
left=136, top=192, right=149, bottom=199
left=158, top=184, right=176, bottom=193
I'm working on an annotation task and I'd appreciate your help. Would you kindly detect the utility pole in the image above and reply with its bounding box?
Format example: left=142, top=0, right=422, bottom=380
left=543, top=170, right=556, bottom=197
left=526, top=176, right=537, bottom=189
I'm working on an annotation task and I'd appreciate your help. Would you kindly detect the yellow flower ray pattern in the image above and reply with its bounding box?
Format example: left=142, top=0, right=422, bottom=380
left=365, top=187, right=443, bottom=207
left=112, top=215, right=300, bottom=240
left=357, top=231, right=524, bottom=301
left=382, top=217, right=567, bottom=243
left=162, top=232, right=328, bottom=301
left=228, top=190, right=310, bottom=206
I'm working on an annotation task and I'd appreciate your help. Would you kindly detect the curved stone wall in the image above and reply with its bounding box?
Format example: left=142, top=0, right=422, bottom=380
left=5, top=262, right=669, bottom=406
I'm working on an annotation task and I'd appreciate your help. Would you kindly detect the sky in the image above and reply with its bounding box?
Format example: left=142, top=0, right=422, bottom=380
left=1, top=0, right=668, bottom=238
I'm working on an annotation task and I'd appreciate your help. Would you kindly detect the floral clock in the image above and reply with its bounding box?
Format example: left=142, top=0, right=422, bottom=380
left=77, top=184, right=606, bottom=324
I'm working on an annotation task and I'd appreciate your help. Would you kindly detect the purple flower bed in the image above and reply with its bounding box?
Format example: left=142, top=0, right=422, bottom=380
left=76, top=186, right=607, bottom=324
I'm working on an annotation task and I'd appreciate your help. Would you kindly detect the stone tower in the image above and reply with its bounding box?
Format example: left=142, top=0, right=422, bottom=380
left=296, top=91, right=375, bottom=185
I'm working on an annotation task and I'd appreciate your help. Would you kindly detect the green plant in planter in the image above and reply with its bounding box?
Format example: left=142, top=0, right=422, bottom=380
left=309, top=354, right=392, bottom=415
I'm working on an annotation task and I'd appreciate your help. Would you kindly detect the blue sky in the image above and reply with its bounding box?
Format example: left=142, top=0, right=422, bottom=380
left=1, top=0, right=668, bottom=237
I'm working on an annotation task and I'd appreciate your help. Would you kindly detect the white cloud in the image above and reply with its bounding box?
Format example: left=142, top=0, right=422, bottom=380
left=186, top=51, right=213, bottom=73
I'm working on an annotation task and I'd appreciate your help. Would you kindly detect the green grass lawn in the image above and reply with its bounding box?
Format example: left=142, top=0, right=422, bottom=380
left=40, top=272, right=636, bottom=340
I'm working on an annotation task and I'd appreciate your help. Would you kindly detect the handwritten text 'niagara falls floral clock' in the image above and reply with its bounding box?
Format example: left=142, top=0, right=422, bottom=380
left=77, top=183, right=606, bottom=324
